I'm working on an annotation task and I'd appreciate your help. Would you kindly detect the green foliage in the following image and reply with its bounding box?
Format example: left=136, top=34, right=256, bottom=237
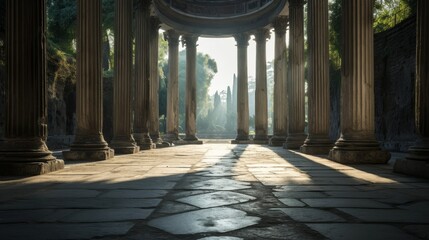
left=47, top=0, right=77, bottom=54
left=374, top=0, right=416, bottom=33
left=159, top=49, right=218, bottom=133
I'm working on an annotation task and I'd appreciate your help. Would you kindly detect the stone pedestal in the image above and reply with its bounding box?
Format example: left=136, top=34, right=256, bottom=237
left=110, top=0, right=139, bottom=154
left=329, top=0, right=390, bottom=164
left=134, top=1, right=155, bottom=150
left=164, top=30, right=181, bottom=143
left=233, top=33, right=251, bottom=142
left=63, top=0, right=114, bottom=161
left=284, top=0, right=307, bottom=150
left=183, top=35, right=201, bottom=143
left=254, top=29, right=270, bottom=143
left=300, top=0, right=333, bottom=155
left=394, top=0, right=429, bottom=177
left=0, top=0, right=64, bottom=176
left=270, top=16, right=289, bottom=147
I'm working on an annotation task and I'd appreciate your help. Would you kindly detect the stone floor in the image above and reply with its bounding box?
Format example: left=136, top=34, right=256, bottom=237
left=1, top=143, right=429, bottom=240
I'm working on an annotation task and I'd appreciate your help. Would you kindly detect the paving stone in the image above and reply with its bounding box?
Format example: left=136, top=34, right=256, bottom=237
left=0, top=222, right=135, bottom=240
left=148, top=207, right=260, bottom=234
left=0, top=198, right=161, bottom=210
left=99, top=190, right=168, bottom=198
left=338, top=208, right=429, bottom=223
left=177, top=191, right=256, bottom=208
left=273, top=208, right=345, bottom=222
left=275, top=186, right=356, bottom=192
left=186, top=178, right=251, bottom=191
left=306, top=223, right=419, bottom=240
left=234, top=224, right=324, bottom=240
left=301, top=198, right=392, bottom=208
left=28, top=189, right=101, bottom=198
left=62, top=208, right=154, bottom=222
left=157, top=201, right=199, bottom=214
left=274, top=191, right=327, bottom=199
left=0, top=209, right=56, bottom=223
left=403, top=225, right=429, bottom=239
left=278, top=198, right=306, bottom=207
left=198, top=237, right=243, bottom=240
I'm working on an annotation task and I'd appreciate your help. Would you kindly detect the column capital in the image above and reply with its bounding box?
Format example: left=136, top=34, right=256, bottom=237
left=164, top=30, right=180, bottom=47
left=182, top=34, right=199, bottom=47
left=137, top=0, right=151, bottom=11
left=273, top=16, right=289, bottom=35
left=234, top=33, right=250, bottom=47
left=289, top=0, right=304, bottom=8
left=254, top=28, right=271, bottom=43
left=150, top=16, right=161, bottom=32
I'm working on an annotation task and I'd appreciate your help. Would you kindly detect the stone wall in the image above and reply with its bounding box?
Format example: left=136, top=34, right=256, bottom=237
left=374, top=16, right=417, bottom=151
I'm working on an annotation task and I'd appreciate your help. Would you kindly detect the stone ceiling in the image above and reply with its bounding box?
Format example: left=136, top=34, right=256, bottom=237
left=153, top=0, right=288, bottom=36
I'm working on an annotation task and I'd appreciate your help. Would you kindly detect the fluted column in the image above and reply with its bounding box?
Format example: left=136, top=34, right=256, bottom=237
left=232, top=33, right=251, bottom=143
left=148, top=17, right=170, bottom=148
left=0, top=0, right=64, bottom=175
left=270, top=16, right=288, bottom=146
left=284, top=0, right=307, bottom=149
left=394, top=0, right=429, bottom=177
left=300, top=0, right=332, bottom=154
left=134, top=0, right=155, bottom=150
left=183, top=34, right=202, bottom=143
left=164, top=30, right=181, bottom=143
left=254, top=29, right=270, bottom=143
left=63, top=0, right=114, bottom=161
left=329, top=0, right=390, bottom=163
left=110, top=0, right=139, bottom=154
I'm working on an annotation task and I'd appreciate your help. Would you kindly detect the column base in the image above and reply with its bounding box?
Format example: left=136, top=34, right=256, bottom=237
left=0, top=138, right=64, bottom=176
left=269, top=135, right=286, bottom=146
left=0, top=159, right=65, bottom=176
left=110, top=146, right=140, bottom=154
left=63, top=148, right=114, bottom=161
left=156, top=142, right=172, bottom=148
left=139, top=143, right=156, bottom=150
left=110, top=137, right=140, bottom=155
left=164, top=133, right=180, bottom=144
left=393, top=140, right=429, bottom=178
left=284, top=133, right=307, bottom=149
left=134, top=133, right=156, bottom=150
left=394, top=159, right=429, bottom=179
left=329, top=138, right=391, bottom=164
left=300, top=136, right=333, bottom=155
left=301, top=145, right=333, bottom=155
left=174, top=140, right=203, bottom=145
left=329, top=148, right=390, bottom=164
left=253, top=139, right=269, bottom=145
left=231, top=139, right=254, bottom=144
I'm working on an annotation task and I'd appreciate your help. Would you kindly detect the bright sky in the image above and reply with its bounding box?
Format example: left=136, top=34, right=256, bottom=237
left=179, top=35, right=276, bottom=95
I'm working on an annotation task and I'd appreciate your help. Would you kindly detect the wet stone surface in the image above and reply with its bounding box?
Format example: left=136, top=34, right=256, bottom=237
left=1, top=144, right=429, bottom=239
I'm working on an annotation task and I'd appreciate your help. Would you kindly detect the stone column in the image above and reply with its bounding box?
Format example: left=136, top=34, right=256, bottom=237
left=110, top=0, right=139, bottom=154
left=0, top=0, right=64, bottom=175
left=164, top=30, right=181, bottom=143
left=182, top=34, right=202, bottom=144
left=270, top=16, right=289, bottom=146
left=63, top=0, right=114, bottom=161
left=232, top=33, right=251, bottom=143
left=300, top=0, right=333, bottom=154
left=394, top=0, right=429, bottom=177
left=329, top=0, right=390, bottom=164
left=254, top=29, right=270, bottom=144
left=134, top=0, right=155, bottom=150
left=148, top=17, right=170, bottom=148
left=284, top=0, right=307, bottom=149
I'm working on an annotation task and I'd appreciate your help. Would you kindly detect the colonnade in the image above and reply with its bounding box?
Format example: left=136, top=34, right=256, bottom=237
left=0, top=0, right=428, bottom=178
